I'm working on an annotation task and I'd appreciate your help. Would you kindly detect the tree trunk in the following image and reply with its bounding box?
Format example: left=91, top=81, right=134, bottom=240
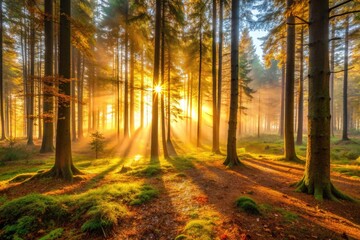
left=124, top=0, right=129, bottom=138
left=160, top=0, right=169, bottom=159
left=150, top=0, right=161, bottom=161
left=53, top=0, right=80, bottom=181
left=77, top=51, right=83, bottom=140
left=0, top=0, right=5, bottom=140
left=342, top=16, right=349, bottom=141
left=279, top=63, right=285, bottom=137
left=216, top=0, right=223, bottom=149
left=130, top=43, right=135, bottom=135
left=295, top=0, right=351, bottom=201
left=224, top=0, right=240, bottom=167
left=284, top=0, right=297, bottom=161
left=71, top=47, right=76, bottom=141
left=27, top=0, right=36, bottom=145
left=330, top=23, right=335, bottom=137
left=296, top=26, right=304, bottom=145
left=40, top=0, right=54, bottom=152
left=212, top=0, right=219, bottom=153
left=197, top=24, right=202, bottom=148
left=140, top=49, right=144, bottom=128
left=115, top=37, right=120, bottom=138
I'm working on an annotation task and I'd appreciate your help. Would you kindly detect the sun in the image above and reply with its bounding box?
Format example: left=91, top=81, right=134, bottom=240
left=154, top=85, right=162, bottom=94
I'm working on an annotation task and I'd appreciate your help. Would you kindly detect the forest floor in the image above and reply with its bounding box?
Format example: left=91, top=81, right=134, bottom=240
left=0, top=133, right=359, bottom=240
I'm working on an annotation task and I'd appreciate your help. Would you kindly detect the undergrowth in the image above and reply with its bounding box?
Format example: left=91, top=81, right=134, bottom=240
left=175, top=219, right=214, bottom=240
left=235, top=196, right=261, bottom=215
left=0, top=183, right=158, bottom=239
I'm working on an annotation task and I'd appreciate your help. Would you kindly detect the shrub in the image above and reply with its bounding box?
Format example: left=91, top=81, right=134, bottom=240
left=90, top=131, right=105, bottom=159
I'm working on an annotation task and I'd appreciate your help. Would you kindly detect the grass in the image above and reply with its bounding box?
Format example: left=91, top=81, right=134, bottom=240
left=235, top=196, right=261, bottom=215
left=0, top=183, right=158, bottom=239
left=261, top=204, right=298, bottom=223
left=175, top=219, right=214, bottom=240
left=333, top=166, right=360, bottom=178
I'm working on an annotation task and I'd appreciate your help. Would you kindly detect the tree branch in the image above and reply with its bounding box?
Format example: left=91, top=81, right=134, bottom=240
left=295, top=16, right=310, bottom=25
left=287, top=22, right=308, bottom=26
left=329, top=37, right=342, bottom=42
left=330, top=10, right=360, bottom=19
left=329, top=0, right=353, bottom=12
left=330, top=67, right=354, bottom=74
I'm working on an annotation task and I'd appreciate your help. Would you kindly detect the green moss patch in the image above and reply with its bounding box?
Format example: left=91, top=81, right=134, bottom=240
left=176, top=219, right=214, bottom=240
left=235, top=196, right=260, bottom=215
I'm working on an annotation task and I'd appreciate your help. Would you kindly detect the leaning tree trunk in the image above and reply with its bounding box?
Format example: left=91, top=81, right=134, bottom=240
left=52, top=0, right=80, bottom=181
left=150, top=0, right=161, bottom=161
left=40, top=0, right=54, bottom=152
left=212, top=0, right=219, bottom=153
left=284, top=0, right=297, bottom=161
left=0, top=0, right=5, bottom=140
left=342, top=16, right=349, bottom=141
left=295, top=0, right=352, bottom=201
left=223, top=0, right=241, bottom=167
left=296, top=26, right=304, bottom=145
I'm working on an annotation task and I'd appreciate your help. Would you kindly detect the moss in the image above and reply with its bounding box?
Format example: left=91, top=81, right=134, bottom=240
left=2, top=216, right=37, bottom=239
left=38, top=228, right=64, bottom=240
left=181, top=220, right=213, bottom=240
left=278, top=209, right=298, bottom=223
left=175, top=234, right=187, bottom=240
left=127, top=164, right=162, bottom=177
left=235, top=196, right=261, bottom=215
left=130, top=185, right=159, bottom=205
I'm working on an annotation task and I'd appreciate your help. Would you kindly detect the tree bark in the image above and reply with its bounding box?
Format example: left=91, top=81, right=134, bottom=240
left=27, top=0, right=36, bottom=145
left=284, top=0, right=297, bottom=161
left=40, top=0, right=54, bottom=153
left=212, top=0, right=219, bottom=153
left=295, top=0, right=352, bottom=201
left=77, top=51, right=83, bottom=140
left=296, top=26, right=304, bottom=145
left=53, top=0, right=79, bottom=181
left=330, top=23, right=335, bottom=137
left=124, top=0, right=129, bottom=138
left=223, top=0, right=241, bottom=167
left=160, top=0, right=169, bottom=159
left=197, top=23, right=202, bottom=148
left=130, top=43, right=135, bottom=135
left=0, top=0, right=5, bottom=140
left=279, top=62, right=285, bottom=137
left=150, top=0, right=161, bottom=161
left=342, top=16, right=349, bottom=141
left=71, top=47, right=76, bottom=141
left=216, top=0, right=223, bottom=150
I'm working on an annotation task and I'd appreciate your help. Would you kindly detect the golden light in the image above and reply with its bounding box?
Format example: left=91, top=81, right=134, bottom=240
left=154, top=85, right=162, bottom=94
left=134, top=154, right=142, bottom=161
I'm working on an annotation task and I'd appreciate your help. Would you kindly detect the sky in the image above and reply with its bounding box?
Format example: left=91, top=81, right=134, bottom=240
left=249, top=29, right=268, bottom=60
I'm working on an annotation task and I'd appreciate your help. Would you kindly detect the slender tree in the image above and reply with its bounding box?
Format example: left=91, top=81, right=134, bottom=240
left=224, top=0, right=241, bottom=167
left=342, top=16, right=350, bottom=141
left=0, top=0, right=5, bottom=140
left=284, top=0, right=297, bottom=161
left=296, top=25, right=304, bottom=145
left=212, top=0, right=219, bottom=153
left=40, top=0, right=54, bottom=153
left=150, top=0, right=161, bottom=161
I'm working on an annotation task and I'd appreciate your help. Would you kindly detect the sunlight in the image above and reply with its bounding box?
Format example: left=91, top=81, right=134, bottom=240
left=154, top=85, right=162, bottom=94
left=134, top=154, right=142, bottom=161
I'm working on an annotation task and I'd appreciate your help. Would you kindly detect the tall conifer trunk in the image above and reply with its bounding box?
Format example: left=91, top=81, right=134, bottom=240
left=296, top=26, right=304, bottom=145
left=224, top=0, right=240, bottom=167
left=342, top=16, right=349, bottom=141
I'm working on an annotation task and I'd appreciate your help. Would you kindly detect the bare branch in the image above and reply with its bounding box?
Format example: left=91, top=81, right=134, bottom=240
left=287, top=22, right=308, bottom=26
left=330, top=10, right=360, bottom=19
left=329, top=37, right=342, bottom=42
left=330, top=67, right=354, bottom=74
left=329, top=0, right=353, bottom=12
left=295, top=16, right=310, bottom=25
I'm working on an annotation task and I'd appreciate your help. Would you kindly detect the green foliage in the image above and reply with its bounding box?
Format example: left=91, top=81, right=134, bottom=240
left=3, top=216, right=37, bottom=239
left=278, top=209, right=298, bottom=223
left=0, top=145, right=31, bottom=162
left=235, top=196, right=261, bottom=215
left=333, top=167, right=360, bottom=178
left=90, top=131, right=105, bottom=159
left=38, top=228, right=64, bottom=240
left=130, top=185, right=159, bottom=205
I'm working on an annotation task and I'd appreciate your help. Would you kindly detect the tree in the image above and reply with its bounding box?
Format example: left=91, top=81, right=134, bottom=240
left=150, top=0, right=161, bottom=161
left=40, top=0, right=54, bottom=153
left=212, top=0, right=219, bottom=153
left=295, top=0, right=352, bottom=201
left=296, top=25, right=304, bottom=145
left=0, top=0, right=5, bottom=140
left=90, top=131, right=105, bottom=159
left=224, top=0, right=240, bottom=167
left=284, top=0, right=298, bottom=161
left=52, top=0, right=80, bottom=181
left=342, top=15, right=350, bottom=141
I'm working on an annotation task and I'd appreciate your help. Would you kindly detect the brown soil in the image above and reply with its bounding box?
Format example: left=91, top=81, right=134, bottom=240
left=1, top=150, right=359, bottom=239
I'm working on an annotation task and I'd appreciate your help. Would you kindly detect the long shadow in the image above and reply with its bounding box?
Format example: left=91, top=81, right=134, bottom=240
left=164, top=148, right=360, bottom=239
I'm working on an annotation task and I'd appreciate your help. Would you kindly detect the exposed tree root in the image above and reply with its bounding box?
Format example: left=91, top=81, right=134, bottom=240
left=30, top=164, right=83, bottom=182
left=223, top=156, right=242, bottom=168
left=295, top=176, right=357, bottom=202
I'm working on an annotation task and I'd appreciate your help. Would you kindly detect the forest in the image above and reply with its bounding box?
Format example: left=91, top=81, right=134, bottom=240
left=0, top=0, right=359, bottom=239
